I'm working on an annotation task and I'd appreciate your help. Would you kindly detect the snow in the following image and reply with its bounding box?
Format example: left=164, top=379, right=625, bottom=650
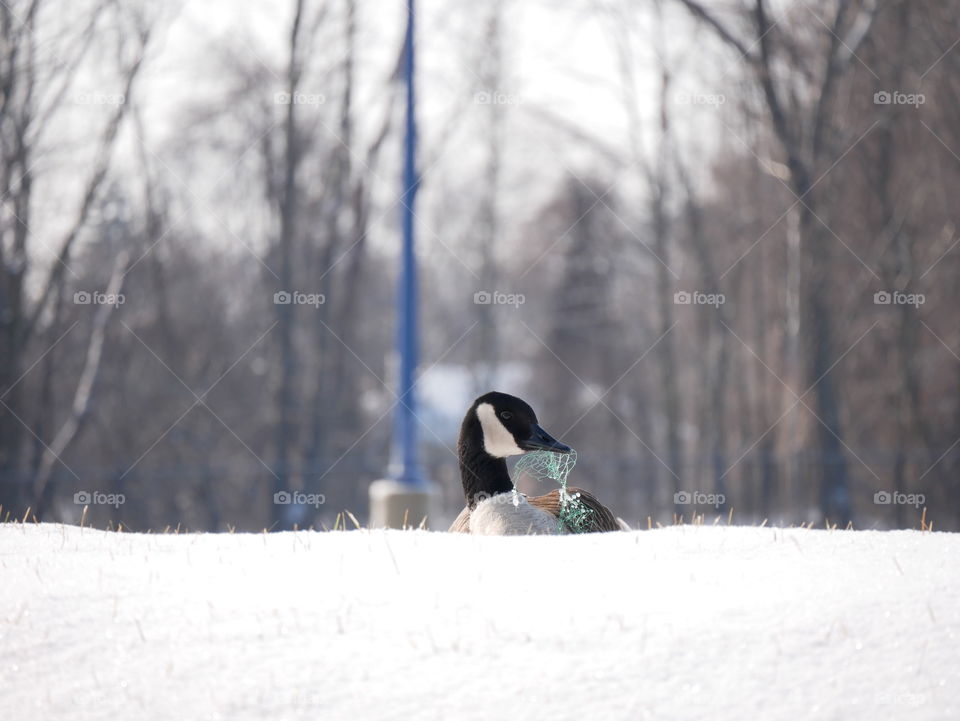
left=2, top=523, right=958, bottom=720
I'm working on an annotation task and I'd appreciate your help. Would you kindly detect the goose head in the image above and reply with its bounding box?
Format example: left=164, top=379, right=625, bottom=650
left=457, top=391, right=571, bottom=506
left=469, top=391, right=572, bottom=457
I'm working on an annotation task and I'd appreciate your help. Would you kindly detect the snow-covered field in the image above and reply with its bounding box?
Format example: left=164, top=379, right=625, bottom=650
left=2, top=523, right=958, bottom=720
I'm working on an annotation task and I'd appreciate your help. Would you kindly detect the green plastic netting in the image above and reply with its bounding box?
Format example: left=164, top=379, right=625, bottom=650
left=511, top=449, right=594, bottom=533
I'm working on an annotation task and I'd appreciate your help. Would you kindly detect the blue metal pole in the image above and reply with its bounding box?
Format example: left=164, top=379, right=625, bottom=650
left=390, top=0, right=425, bottom=486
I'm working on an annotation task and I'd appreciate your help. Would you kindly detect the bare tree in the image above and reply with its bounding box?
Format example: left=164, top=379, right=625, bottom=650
left=0, top=0, right=151, bottom=516
left=32, top=250, right=129, bottom=516
left=673, top=0, right=880, bottom=523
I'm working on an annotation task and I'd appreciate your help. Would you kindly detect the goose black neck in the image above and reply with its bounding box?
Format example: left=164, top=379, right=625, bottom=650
left=458, top=412, right=513, bottom=507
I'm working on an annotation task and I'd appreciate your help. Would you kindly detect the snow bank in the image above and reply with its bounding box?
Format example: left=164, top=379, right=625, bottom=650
left=2, top=524, right=958, bottom=720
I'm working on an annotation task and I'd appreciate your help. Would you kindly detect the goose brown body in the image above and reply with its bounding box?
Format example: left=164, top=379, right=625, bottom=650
left=448, top=487, right=620, bottom=533
left=448, top=391, right=621, bottom=534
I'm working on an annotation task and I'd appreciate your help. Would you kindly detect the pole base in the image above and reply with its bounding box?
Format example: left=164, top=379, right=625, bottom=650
left=368, top=479, right=435, bottom=529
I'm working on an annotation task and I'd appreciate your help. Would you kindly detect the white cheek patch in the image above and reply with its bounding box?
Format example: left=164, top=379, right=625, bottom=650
left=476, top=403, right=525, bottom=458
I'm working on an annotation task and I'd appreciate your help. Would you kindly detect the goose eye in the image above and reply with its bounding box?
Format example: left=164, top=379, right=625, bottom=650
left=499, top=411, right=513, bottom=421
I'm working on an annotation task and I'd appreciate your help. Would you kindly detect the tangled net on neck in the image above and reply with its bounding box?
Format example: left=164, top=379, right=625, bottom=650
left=511, top=449, right=593, bottom=533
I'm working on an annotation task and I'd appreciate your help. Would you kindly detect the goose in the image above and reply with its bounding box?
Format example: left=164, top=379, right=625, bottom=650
left=448, top=391, right=621, bottom=534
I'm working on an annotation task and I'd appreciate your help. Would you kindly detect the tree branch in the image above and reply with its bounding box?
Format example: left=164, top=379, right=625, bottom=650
left=673, top=0, right=754, bottom=60
left=32, top=249, right=130, bottom=511
left=24, top=27, right=151, bottom=340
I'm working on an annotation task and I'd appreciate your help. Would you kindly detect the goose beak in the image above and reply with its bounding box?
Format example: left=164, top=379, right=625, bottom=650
left=520, top=424, right=572, bottom=454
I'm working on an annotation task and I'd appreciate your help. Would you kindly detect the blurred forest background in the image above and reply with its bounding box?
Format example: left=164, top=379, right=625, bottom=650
left=2, top=0, right=959, bottom=531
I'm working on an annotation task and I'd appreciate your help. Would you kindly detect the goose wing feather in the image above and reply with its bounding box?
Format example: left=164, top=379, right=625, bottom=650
left=528, top=487, right=621, bottom=533
left=448, top=506, right=471, bottom=533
